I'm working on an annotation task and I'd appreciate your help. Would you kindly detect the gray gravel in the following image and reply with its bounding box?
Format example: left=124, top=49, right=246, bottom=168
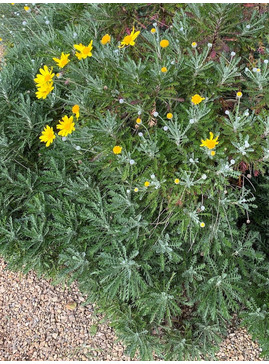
left=0, top=258, right=264, bottom=361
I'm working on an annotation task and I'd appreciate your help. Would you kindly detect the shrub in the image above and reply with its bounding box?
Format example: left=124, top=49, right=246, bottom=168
left=0, top=3, right=269, bottom=360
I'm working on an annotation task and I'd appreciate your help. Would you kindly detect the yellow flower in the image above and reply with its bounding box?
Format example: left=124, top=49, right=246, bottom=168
left=144, top=181, right=150, bottom=187
left=191, top=94, right=205, bottom=105
left=35, top=82, right=54, bottom=99
left=167, top=113, right=173, bottom=119
left=161, top=67, right=167, bottom=73
left=136, top=118, right=142, bottom=124
left=174, top=178, right=180, bottom=184
left=134, top=187, right=139, bottom=192
left=11, top=3, right=15, bottom=5
left=34, top=65, right=55, bottom=87
left=72, top=104, right=80, bottom=119
left=160, top=39, right=169, bottom=48
left=113, top=145, right=122, bottom=154
left=74, top=41, right=93, bottom=60
left=0, top=38, right=2, bottom=42
left=211, top=151, right=216, bottom=156
left=39, top=125, right=56, bottom=147
left=200, top=132, right=219, bottom=150
left=56, top=115, right=75, bottom=137
left=236, top=91, right=242, bottom=98
left=24, top=6, right=30, bottom=12
left=151, top=28, right=156, bottom=34
left=200, top=222, right=205, bottom=228
left=53, top=52, right=70, bottom=68
left=257, top=68, right=261, bottom=72
left=191, top=42, right=197, bottom=48
left=101, top=34, right=111, bottom=45
left=119, top=27, right=140, bottom=48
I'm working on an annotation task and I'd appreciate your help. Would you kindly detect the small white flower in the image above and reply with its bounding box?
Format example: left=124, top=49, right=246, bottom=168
left=264, top=59, right=269, bottom=64
left=200, top=205, right=205, bottom=211
left=73, top=32, right=78, bottom=39
left=137, top=110, right=142, bottom=115
left=180, top=27, right=184, bottom=31
left=225, top=110, right=230, bottom=115
left=22, top=21, right=27, bottom=25
left=75, top=146, right=81, bottom=151
left=62, top=137, right=67, bottom=142
left=129, top=159, right=135, bottom=165
left=151, top=174, right=155, bottom=179
left=246, top=24, right=251, bottom=29
left=207, top=43, right=212, bottom=48
left=202, top=174, right=207, bottom=180
left=138, top=132, right=143, bottom=137
left=231, top=51, right=236, bottom=57
left=230, top=159, right=235, bottom=165
left=127, top=189, right=130, bottom=194
left=163, top=126, right=168, bottom=131
left=22, top=28, right=25, bottom=31
left=119, top=98, right=124, bottom=104
left=245, top=67, right=249, bottom=72
left=45, top=20, right=50, bottom=25
left=244, top=111, right=249, bottom=116
left=170, top=60, right=175, bottom=65
left=31, top=59, right=35, bottom=63
left=253, top=67, right=257, bottom=72
left=16, top=13, right=20, bottom=16
left=44, top=16, right=47, bottom=19
left=153, top=111, right=158, bottom=117
left=9, top=31, right=13, bottom=34
left=153, top=22, right=157, bottom=27
left=189, top=158, right=194, bottom=163
left=189, top=119, right=195, bottom=124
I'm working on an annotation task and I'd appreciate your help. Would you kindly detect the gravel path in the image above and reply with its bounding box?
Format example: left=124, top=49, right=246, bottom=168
left=0, top=258, right=263, bottom=361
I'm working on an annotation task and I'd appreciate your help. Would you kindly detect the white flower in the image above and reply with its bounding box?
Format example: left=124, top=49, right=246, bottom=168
left=22, top=28, right=25, bottom=31
left=180, top=27, right=184, bottom=31
left=253, top=67, right=257, bottom=72
left=189, top=158, right=194, bottom=163
left=44, top=16, right=47, bottom=19
left=264, top=59, right=269, bottom=64
left=151, top=174, right=155, bottom=179
left=62, top=137, right=67, bottom=142
left=246, top=24, right=251, bottom=29
left=129, top=159, right=135, bottom=165
left=202, top=174, right=207, bottom=180
left=231, top=51, right=236, bottom=57
left=191, top=42, right=197, bottom=48
left=45, top=20, right=50, bottom=25
left=127, top=189, right=130, bottom=194
left=244, top=110, right=249, bottom=116
left=207, top=43, right=212, bottom=48
left=31, top=59, right=35, bottom=63
left=22, top=21, right=27, bottom=25
left=138, top=132, right=143, bottom=137
left=245, top=67, right=249, bottom=72
left=75, top=145, right=81, bottom=151
left=230, top=159, right=235, bottom=165
left=73, top=32, right=78, bottom=38
left=9, top=31, right=13, bottom=34
left=225, top=110, right=230, bottom=115
left=153, top=22, right=157, bottom=27
left=170, top=60, right=175, bottom=65
left=119, top=98, right=124, bottom=104
left=153, top=111, right=158, bottom=117
left=137, top=110, right=142, bottom=115
left=163, top=126, right=168, bottom=131
left=201, top=205, right=205, bottom=211
left=189, top=119, right=195, bottom=124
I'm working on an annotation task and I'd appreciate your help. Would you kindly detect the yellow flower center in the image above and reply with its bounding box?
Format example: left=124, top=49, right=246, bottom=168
left=206, top=140, right=216, bottom=149
left=123, top=35, right=132, bottom=44
left=83, top=47, right=91, bottom=54
left=45, top=74, right=51, bottom=82
left=167, top=113, right=173, bottom=119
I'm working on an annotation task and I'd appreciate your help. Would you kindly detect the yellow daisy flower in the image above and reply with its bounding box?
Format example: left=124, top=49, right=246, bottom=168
left=56, top=115, right=75, bottom=137
left=144, top=181, right=150, bottom=187
left=101, top=34, right=111, bottom=45
left=134, top=187, right=139, bottom=192
left=236, top=91, right=242, bottom=98
left=35, top=82, right=54, bottom=99
left=34, top=65, right=55, bottom=87
left=136, top=118, right=142, bottom=124
left=191, top=94, right=205, bottom=105
left=200, top=132, right=219, bottom=150
left=72, top=104, right=80, bottom=119
left=24, top=6, right=30, bottom=12
left=211, top=151, right=216, bottom=156
left=174, top=178, right=180, bottom=184
left=167, top=113, right=173, bottom=119
left=191, top=42, right=197, bottom=48
left=53, top=52, right=70, bottom=68
left=200, top=222, right=205, bottom=228
left=150, top=28, right=156, bottom=34
left=160, top=39, right=169, bottom=48
left=113, top=145, right=122, bottom=154
left=39, top=125, right=55, bottom=147
left=119, top=27, right=140, bottom=48
left=74, top=41, right=93, bottom=60
left=0, top=38, right=2, bottom=42
left=161, top=67, right=167, bottom=73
